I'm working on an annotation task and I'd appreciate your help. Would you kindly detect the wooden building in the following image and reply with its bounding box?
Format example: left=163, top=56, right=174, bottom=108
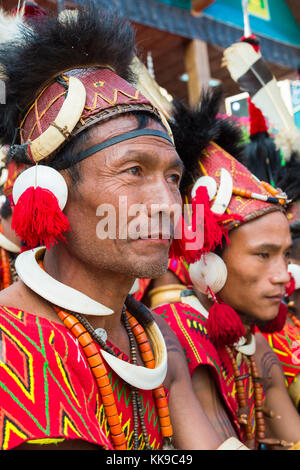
left=1, top=0, right=300, bottom=110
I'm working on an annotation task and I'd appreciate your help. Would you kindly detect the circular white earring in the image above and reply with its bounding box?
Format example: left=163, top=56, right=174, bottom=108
left=288, top=263, right=300, bottom=290
left=189, top=252, right=228, bottom=294
left=13, top=165, right=68, bottom=210
left=191, top=175, right=217, bottom=200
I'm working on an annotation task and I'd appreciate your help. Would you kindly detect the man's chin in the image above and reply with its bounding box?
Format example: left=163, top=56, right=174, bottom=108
left=130, top=255, right=169, bottom=280
left=254, top=306, right=281, bottom=325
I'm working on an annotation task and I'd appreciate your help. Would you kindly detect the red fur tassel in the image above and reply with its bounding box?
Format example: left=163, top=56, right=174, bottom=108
left=12, top=186, right=70, bottom=250
left=285, top=274, right=296, bottom=297
left=248, top=98, right=268, bottom=136
left=12, top=2, right=48, bottom=19
left=207, top=301, right=246, bottom=348
left=240, top=34, right=260, bottom=53
left=256, top=302, right=288, bottom=334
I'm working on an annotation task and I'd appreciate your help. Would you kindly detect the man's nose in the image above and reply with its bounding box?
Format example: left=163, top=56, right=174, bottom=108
left=270, top=259, right=291, bottom=285
left=145, top=179, right=181, bottom=216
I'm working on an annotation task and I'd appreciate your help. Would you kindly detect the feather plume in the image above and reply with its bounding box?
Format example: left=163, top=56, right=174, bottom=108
left=131, top=56, right=173, bottom=120
left=131, top=56, right=174, bottom=136
left=223, top=41, right=300, bottom=159
left=170, top=87, right=246, bottom=191
left=0, top=7, right=25, bottom=44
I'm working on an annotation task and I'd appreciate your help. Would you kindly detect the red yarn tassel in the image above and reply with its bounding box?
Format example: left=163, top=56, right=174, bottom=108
left=187, top=186, right=243, bottom=262
left=192, top=186, right=228, bottom=253
left=170, top=186, right=243, bottom=262
left=169, top=213, right=203, bottom=262
left=247, top=98, right=268, bottom=136
left=206, top=298, right=246, bottom=348
left=12, top=186, right=70, bottom=250
left=256, top=302, right=287, bottom=334
left=285, top=274, right=296, bottom=298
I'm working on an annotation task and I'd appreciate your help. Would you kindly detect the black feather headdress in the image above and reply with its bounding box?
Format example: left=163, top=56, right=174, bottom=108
left=0, top=1, right=136, bottom=145
left=277, top=153, right=300, bottom=203
left=277, top=153, right=300, bottom=239
left=170, top=87, right=246, bottom=191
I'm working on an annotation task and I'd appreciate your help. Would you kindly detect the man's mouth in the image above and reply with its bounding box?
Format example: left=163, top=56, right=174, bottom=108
left=265, top=293, right=284, bottom=302
left=139, top=232, right=172, bottom=240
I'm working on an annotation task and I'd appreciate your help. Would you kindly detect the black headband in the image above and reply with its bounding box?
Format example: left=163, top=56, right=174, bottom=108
left=73, top=129, right=174, bottom=163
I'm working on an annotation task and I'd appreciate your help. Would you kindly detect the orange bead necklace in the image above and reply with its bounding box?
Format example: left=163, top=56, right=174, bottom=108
left=225, top=346, right=265, bottom=449
left=288, top=311, right=300, bottom=330
left=53, top=305, right=173, bottom=450
left=0, top=246, right=12, bottom=288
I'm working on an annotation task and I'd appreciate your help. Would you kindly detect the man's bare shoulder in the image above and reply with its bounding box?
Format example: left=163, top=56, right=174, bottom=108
left=151, top=310, right=190, bottom=386
left=0, top=280, right=58, bottom=323
left=152, top=311, right=186, bottom=356
left=0, top=280, right=27, bottom=308
left=254, top=331, right=285, bottom=389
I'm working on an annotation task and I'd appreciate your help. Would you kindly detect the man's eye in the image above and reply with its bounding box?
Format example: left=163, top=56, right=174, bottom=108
left=257, top=252, right=269, bottom=259
left=284, top=251, right=291, bottom=260
left=167, top=174, right=181, bottom=185
left=127, top=166, right=141, bottom=176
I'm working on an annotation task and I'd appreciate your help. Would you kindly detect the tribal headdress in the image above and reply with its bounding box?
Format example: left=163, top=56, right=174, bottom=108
left=0, top=2, right=173, bottom=250
left=170, top=89, right=288, bottom=348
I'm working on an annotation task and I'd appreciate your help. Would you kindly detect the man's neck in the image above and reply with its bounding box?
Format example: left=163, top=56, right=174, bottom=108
left=43, top=243, right=136, bottom=335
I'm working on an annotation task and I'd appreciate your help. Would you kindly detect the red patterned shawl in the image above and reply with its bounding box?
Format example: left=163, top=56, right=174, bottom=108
left=154, top=301, right=263, bottom=445
left=0, top=306, right=164, bottom=450
left=258, top=322, right=300, bottom=387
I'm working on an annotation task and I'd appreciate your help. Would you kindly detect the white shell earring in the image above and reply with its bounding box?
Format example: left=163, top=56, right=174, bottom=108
left=13, top=165, right=68, bottom=210
left=189, top=252, right=228, bottom=295
left=288, top=264, right=300, bottom=290
left=191, top=176, right=217, bottom=201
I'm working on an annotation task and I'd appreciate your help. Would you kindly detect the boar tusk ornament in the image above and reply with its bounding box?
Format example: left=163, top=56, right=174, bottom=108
left=29, top=76, right=86, bottom=162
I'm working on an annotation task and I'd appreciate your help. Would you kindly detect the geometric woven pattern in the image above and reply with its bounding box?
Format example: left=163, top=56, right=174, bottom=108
left=259, top=322, right=300, bottom=387
left=0, top=306, right=164, bottom=450
left=154, top=301, right=264, bottom=445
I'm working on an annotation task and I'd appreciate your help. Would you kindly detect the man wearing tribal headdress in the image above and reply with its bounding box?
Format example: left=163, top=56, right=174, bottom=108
left=152, top=98, right=300, bottom=450
left=0, top=3, right=231, bottom=451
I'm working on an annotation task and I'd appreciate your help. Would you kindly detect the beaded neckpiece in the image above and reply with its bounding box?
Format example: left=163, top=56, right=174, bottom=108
left=54, top=305, right=173, bottom=450
left=225, top=346, right=265, bottom=448
left=28, top=256, right=173, bottom=450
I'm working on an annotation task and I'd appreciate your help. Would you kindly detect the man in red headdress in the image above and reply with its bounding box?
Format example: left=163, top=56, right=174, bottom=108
left=153, top=100, right=300, bottom=450
left=0, top=3, right=227, bottom=451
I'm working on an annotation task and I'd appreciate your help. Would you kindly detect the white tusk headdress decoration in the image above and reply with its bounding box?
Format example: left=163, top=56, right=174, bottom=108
left=28, top=76, right=86, bottom=162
